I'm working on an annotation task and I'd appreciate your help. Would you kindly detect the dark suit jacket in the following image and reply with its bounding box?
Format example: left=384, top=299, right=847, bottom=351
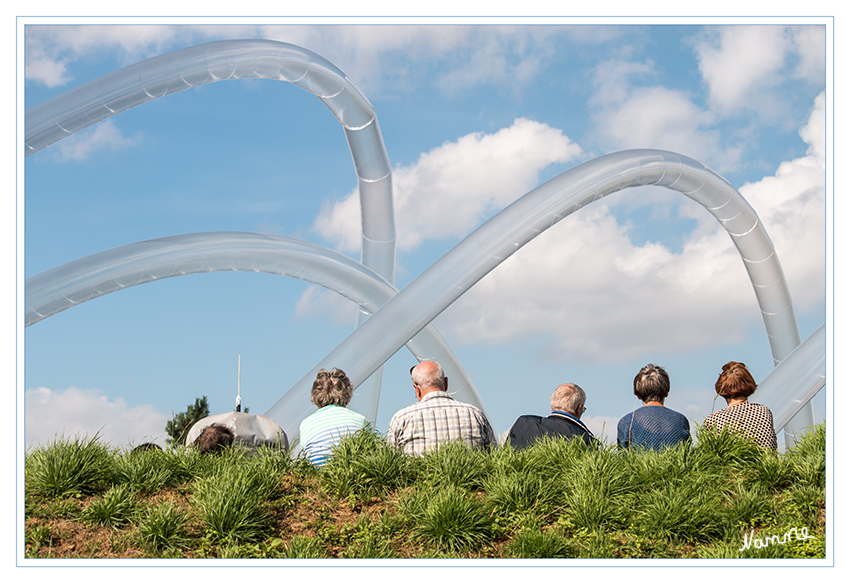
left=507, top=411, right=595, bottom=449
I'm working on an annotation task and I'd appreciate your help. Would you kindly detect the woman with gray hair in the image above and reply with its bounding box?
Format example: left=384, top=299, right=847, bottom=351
left=299, top=368, right=368, bottom=467
left=617, top=364, right=690, bottom=451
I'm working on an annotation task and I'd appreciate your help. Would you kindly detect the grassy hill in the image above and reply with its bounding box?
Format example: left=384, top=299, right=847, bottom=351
left=24, top=423, right=826, bottom=559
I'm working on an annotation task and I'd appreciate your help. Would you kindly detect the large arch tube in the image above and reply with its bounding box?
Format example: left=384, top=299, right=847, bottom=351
left=25, top=39, right=395, bottom=282
left=24, top=232, right=484, bottom=438
left=266, top=149, right=809, bottom=434
left=26, top=39, right=397, bottom=426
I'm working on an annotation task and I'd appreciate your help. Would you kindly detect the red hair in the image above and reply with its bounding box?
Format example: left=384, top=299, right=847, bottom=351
left=714, top=361, right=757, bottom=399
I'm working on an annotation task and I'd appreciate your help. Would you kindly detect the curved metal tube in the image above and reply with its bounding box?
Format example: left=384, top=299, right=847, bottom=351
left=25, top=40, right=395, bottom=280
left=757, top=324, right=825, bottom=438
left=267, top=149, right=808, bottom=432
left=26, top=39, right=396, bottom=426
left=24, top=232, right=485, bottom=439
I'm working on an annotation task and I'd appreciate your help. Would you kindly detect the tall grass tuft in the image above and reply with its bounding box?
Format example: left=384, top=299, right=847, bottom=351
left=26, top=435, right=114, bottom=499
left=280, top=535, right=329, bottom=558
left=420, top=441, right=493, bottom=491
left=746, top=450, right=794, bottom=492
left=504, top=528, right=575, bottom=558
left=80, top=483, right=137, bottom=528
left=563, top=448, right=631, bottom=531
left=136, top=501, right=192, bottom=554
left=113, top=447, right=190, bottom=493
left=402, top=485, right=493, bottom=553
left=484, top=470, right=562, bottom=529
left=633, top=474, right=727, bottom=542
left=693, top=424, right=764, bottom=472
left=320, top=428, right=415, bottom=502
left=723, top=483, right=772, bottom=530
left=192, top=464, right=275, bottom=545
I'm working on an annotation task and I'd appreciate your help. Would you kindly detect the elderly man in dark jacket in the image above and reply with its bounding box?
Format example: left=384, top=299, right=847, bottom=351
left=507, top=382, right=596, bottom=448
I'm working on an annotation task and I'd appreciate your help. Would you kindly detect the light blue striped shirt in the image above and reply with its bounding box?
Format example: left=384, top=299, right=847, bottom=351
left=299, top=405, right=368, bottom=467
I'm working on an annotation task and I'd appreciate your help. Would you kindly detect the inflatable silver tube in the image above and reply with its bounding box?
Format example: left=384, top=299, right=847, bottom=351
left=25, top=39, right=395, bottom=281
left=24, top=232, right=484, bottom=439
left=26, top=39, right=396, bottom=424
left=267, top=149, right=809, bottom=434
left=757, top=323, right=825, bottom=438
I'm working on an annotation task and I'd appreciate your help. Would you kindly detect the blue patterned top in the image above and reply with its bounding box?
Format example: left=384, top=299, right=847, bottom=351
left=617, top=405, right=691, bottom=451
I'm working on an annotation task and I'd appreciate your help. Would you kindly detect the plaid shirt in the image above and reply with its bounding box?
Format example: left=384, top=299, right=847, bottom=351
left=387, top=391, right=495, bottom=456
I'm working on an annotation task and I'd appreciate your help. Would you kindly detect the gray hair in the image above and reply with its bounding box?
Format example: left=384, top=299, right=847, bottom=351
left=411, top=361, right=446, bottom=391
left=311, top=368, right=353, bottom=408
left=633, top=364, right=670, bottom=404
left=550, top=383, right=586, bottom=415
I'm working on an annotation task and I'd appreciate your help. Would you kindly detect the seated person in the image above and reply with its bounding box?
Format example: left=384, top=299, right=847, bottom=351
left=195, top=423, right=235, bottom=454
left=299, top=368, right=368, bottom=467
left=388, top=361, right=495, bottom=455
left=507, top=382, right=595, bottom=449
left=187, top=411, right=289, bottom=453
left=704, top=361, right=777, bottom=450
left=617, top=364, right=690, bottom=451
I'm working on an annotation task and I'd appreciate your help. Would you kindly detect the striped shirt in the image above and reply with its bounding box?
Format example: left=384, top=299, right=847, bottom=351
left=387, top=391, right=495, bottom=456
left=704, top=401, right=777, bottom=450
left=299, top=405, right=368, bottom=467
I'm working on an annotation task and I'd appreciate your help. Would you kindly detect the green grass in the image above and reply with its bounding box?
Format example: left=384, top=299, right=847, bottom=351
left=136, top=501, right=192, bottom=555
left=80, top=483, right=138, bottom=529
left=26, top=435, right=114, bottom=499
left=24, top=423, right=828, bottom=559
left=192, top=463, right=276, bottom=545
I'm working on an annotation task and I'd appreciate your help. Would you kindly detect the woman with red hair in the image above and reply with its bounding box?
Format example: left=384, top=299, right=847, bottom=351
left=704, top=361, right=777, bottom=450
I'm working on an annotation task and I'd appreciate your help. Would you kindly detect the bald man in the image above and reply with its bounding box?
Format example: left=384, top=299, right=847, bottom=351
left=388, top=361, right=495, bottom=455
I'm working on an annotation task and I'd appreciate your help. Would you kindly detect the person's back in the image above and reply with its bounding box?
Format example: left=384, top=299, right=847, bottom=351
left=507, top=382, right=595, bottom=449
left=704, top=362, right=776, bottom=450
left=617, top=364, right=690, bottom=451
left=388, top=361, right=494, bottom=456
left=300, top=404, right=367, bottom=466
left=508, top=411, right=594, bottom=449
left=617, top=406, right=690, bottom=451
left=299, top=368, right=368, bottom=467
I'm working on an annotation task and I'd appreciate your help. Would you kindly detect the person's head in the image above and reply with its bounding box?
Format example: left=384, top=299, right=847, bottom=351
left=132, top=442, right=162, bottom=453
left=550, top=383, right=587, bottom=418
left=196, top=423, right=235, bottom=454
left=311, top=368, right=353, bottom=408
left=714, top=361, right=757, bottom=401
left=633, top=364, right=670, bottom=404
left=410, top=361, right=447, bottom=401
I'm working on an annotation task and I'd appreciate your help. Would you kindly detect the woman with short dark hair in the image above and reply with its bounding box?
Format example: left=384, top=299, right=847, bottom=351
left=617, top=364, right=691, bottom=451
left=704, top=361, right=777, bottom=450
left=299, top=368, right=368, bottom=467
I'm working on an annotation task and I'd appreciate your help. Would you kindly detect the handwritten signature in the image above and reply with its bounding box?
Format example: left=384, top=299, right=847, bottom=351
left=740, top=526, right=815, bottom=552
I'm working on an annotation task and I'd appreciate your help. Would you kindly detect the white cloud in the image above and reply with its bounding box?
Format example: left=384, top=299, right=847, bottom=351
left=589, top=58, right=742, bottom=172
left=25, top=25, right=187, bottom=86
left=25, top=386, right=170, bottom=450
left=55, top=119, right=138, bottom=161
left=788, top=26, right=827, bottom=84
left=436, top=93, right=825, bottom=363
left=314, top=118, right=583, bottom=253
left=24, top=25, right=561, bottom=97
left=695, top=26, right=787, bottom=115
left=294, top=284, right=359, bottom=325
left=694, top=26, right=825, bottom=117
left=738, top=91, right=826, bottom=312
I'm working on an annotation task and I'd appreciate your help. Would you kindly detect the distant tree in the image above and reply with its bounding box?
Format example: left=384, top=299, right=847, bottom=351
left=165, top=396, right=209, bottom=446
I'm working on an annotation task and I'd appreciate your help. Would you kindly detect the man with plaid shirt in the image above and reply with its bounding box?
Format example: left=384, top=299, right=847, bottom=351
left=387, top=361, right=495, bottom=456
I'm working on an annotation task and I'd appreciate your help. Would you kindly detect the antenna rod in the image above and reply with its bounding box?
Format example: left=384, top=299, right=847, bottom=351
left=236, top=353, right=242, bottom=412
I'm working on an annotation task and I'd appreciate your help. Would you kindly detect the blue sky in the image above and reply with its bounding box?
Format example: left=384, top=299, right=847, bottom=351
left=20, top=20, right=829, bottom=450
